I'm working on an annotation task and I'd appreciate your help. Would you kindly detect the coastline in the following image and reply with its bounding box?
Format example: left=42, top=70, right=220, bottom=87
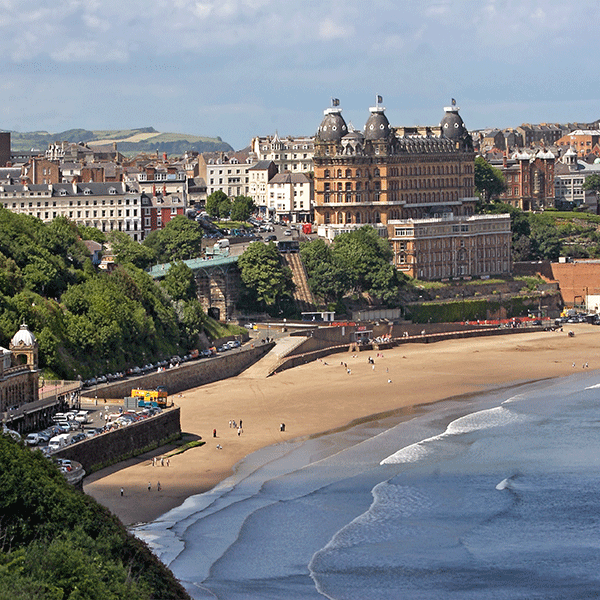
left=83, top=324, right=600, bottom=527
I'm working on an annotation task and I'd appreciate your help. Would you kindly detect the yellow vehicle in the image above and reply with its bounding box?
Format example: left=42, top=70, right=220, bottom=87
left=130, top=387, right=169, bottom=407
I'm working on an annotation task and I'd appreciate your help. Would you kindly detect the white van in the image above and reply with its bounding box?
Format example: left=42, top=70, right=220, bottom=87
left=74, top=410, right=90, bottom=424
left=48, top=434, right=69, bottom=452
left=214, top=238, right=230, bottom=249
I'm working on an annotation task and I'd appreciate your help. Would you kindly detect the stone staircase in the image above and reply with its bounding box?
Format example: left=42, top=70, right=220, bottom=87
left=281, top=253, right=315, bottom=312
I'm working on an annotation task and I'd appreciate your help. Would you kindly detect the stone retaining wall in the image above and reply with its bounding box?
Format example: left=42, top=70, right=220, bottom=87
left=274, top=326, right=539, bottom=375
left=81, top=343, right=274, bottom=401
left=53, top=407, right=182, bottom=474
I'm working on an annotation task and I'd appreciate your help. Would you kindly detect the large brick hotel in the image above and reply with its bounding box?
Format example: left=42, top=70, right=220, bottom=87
left=312, top=99, right=511, bottom=280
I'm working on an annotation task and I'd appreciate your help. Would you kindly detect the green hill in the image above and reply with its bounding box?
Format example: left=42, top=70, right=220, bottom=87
left=0, top=433, right=191, bottom=599
left=2, top=127, right=233, bottom=156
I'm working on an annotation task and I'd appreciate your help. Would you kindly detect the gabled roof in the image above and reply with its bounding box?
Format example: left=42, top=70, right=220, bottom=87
left=248, top=160, right=276, bottom=171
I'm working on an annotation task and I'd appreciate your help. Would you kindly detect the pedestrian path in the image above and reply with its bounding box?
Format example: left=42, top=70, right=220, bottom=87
left=239, top=336, right=307, bottom=378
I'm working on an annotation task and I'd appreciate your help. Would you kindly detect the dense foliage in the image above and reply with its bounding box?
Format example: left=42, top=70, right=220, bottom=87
left=230, top=195, right=255, bottom=222
left=0, top=209, right=209, bottom=379
left=0, top=434, right=190, bottom=599
left=205, top=191, right=231, bottom=220
left=474, top=156, right=506, bottom=202
left=479, top=202, right=600, bottom=261
left=237, top=242, right=294, bottom=314
left=300, top=226, right=402, bottom=307
left=142, top=216, right=204, bottom=264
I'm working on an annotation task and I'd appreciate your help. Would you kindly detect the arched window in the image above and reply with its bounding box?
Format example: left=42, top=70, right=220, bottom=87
left=355, top=211, right=361, bottom=224
left=345, top=169, right=352, bottom=178
left=324, top=169, right=330, bottom=178
left=337, top=169, right=343, bottom=178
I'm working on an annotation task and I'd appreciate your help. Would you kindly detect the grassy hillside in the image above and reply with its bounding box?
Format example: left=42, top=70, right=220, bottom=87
left=2, top=127, right=233, bottom=156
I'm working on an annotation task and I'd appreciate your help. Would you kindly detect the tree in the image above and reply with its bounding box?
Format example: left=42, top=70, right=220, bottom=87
left=206, top=190, right=230, bottom=219
left=108, top=231, right=156, bottom=269
left=143, top=216, right=204, bottom=263
left=237, top=242, right=293, bottom=307
left=230, top=196, right=255, bottom=222
left=301, top=226, right=401, bottom=305
left=300, top=239, right=345, bottom=303
left=160, top=261, right=196, bottom=302
left=474, top=156, right=506, bottom=203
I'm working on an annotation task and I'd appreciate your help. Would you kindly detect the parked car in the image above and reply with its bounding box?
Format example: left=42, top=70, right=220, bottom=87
left=25, top=433, right=41, bottom=446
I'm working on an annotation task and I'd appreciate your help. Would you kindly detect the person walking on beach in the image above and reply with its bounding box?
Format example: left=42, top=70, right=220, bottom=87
left=157, top=481, right=161, bottom=491
left=238, top=426, right=242, bottom=436
left=239, top=419, right=243, bottom=429
left=120, top=487, right=124, bottom=497
left=213, top=428, right=217, bottom=438
left=148, top=482, right=151, bottom=491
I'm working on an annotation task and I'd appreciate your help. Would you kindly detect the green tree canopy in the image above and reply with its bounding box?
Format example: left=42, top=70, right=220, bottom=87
left=237, top=242, right=294, bottom=307
left=230, top=195, right=255, bottom=222
left=301, top=226, right=400, bottom=305
left=583, top=173, right=600, bottom=193
left=142, top=216, right=204, bottom=263
left=107, top=230, right=157, bottom=270
left=160, top=261, right=196, bottom=302
left=206, top=190, right=231, bottom=220
left=300, top=238, right=345, bottom=303
left=0, top=434, right=190, bottom=599
left=474, top=156, right=506, bottom=202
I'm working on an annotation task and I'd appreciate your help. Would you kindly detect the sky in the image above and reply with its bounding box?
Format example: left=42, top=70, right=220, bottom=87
left=2, top=0, right=600, bottom=151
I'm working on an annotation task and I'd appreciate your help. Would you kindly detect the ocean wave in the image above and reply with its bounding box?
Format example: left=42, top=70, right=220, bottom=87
left=381, top=406, right=527, bottom=465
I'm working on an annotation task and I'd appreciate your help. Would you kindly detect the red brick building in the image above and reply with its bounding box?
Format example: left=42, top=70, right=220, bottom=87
left=140, top=193, right=186, bottom=238
left=494, top=149, right=555, bottom=211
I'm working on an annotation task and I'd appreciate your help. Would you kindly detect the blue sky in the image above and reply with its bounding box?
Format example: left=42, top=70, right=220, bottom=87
left=1, top=0, right=600, bottom=150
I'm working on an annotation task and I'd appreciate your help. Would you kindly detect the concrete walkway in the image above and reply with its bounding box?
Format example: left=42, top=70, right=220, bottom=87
left=239, top=336, right=307, bottom=378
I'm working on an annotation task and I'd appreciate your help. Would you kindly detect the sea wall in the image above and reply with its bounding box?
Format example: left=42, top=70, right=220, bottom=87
left=274, top=326, right=539, bottom=374
left=53, top=407, right=182, bottom=474
left=81, top=343, right=274, bottom=401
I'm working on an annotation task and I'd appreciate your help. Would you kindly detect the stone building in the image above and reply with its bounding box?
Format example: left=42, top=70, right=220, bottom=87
left=313, top=99, right=477, bottom=236
left=1, top=323, right=39, bottom=428
left=389, top=213, right=511, bottom=280
left=312, top=99, right=511, bottom=280
left=251, top=134, right=314, bottom=174
left=493, top=149, right=556, bottom=211
left=0, top=181, right=144, bottom=240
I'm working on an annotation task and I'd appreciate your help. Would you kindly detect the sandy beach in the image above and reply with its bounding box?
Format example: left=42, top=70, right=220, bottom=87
left=84, top=324, right=600, bottom=527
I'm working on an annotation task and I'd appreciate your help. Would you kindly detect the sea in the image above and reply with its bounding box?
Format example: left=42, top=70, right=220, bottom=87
left=133, top=371, right=600, bottom=599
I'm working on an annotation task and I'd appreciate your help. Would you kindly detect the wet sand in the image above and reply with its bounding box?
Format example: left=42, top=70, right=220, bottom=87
left=84, top=324, right=599, bottom=526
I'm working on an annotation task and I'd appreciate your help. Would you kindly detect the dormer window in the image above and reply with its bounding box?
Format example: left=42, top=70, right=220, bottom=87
left=59, top=189, right=67, bottom=196
left=84, top=188, right=91, bottom=195
left=108, top=187, right=117, bottom=195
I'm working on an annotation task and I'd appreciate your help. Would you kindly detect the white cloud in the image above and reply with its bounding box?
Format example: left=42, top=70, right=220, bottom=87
left=318, top=18, right=354, bottom=41
left=2, top=0, right=600, bottom=149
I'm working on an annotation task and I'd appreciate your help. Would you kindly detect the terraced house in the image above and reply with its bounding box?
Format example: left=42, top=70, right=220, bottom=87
left=0, top=181, right=143, bottom=240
